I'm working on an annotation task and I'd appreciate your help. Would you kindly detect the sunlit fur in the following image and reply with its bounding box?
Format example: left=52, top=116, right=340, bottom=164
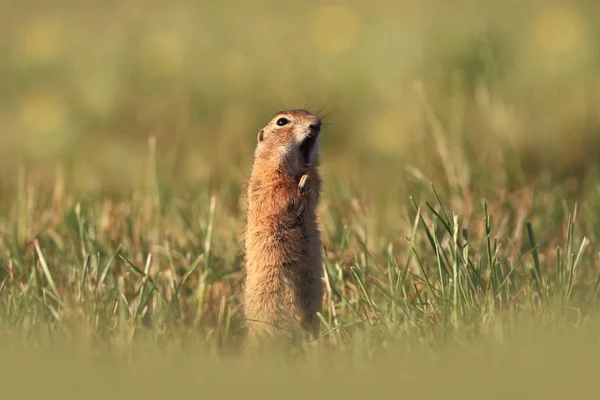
left=243, top=109, right=324, bottom=348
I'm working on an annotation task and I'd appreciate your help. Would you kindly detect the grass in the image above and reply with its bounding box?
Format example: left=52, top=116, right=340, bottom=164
left=1, top=149, right=598, bottom=354
left=1, top=165, right=600, bottom=398
left=2, top=0, right=600, bottom=398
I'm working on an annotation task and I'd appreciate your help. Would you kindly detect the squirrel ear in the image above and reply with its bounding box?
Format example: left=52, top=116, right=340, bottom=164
left=257, top=129, right=265, bottom=142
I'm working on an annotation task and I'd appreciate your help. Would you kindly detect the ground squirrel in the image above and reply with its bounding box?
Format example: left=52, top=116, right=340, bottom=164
left=243, top=109, right=324, bottom=347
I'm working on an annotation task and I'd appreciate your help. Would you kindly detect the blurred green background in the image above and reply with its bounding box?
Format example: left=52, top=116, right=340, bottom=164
left=2, top=0, right=599, bottom=197
left=3, top=2, right=600, bottom=393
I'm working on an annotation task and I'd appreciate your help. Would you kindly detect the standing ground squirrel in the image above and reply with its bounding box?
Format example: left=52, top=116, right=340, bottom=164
left=243, top=109, right=324, bottom=347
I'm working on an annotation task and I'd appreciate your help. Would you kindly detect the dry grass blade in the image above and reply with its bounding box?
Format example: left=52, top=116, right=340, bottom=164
left=34, top=240, right=60, bottom=301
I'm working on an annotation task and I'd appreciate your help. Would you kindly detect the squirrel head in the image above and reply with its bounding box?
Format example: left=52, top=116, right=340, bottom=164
left=254, top=109, right=321, bottom=176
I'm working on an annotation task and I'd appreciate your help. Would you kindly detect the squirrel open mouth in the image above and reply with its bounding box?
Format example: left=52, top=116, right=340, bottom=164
left=299, top=133, right=318, bottom=166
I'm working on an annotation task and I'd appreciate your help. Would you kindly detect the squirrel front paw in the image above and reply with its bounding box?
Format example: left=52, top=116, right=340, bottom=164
left=298, top=174, right=312, bottom=196
left=292, top=174, right=312, bottom=218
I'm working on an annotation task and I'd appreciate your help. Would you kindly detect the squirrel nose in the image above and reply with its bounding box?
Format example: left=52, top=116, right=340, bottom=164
left=308, top=119, right=321, bottom=133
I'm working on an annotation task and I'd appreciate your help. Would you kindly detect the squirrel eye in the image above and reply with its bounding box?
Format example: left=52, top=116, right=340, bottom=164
left=276, top=118, right=290, bottom=126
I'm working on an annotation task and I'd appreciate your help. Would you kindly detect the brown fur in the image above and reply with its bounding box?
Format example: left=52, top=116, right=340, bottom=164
left=243, top=109, right=324, bottom=348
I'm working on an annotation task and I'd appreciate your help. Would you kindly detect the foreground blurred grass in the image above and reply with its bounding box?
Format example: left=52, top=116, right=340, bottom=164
left=2, top=327, right=599, bottom=399
left=2, top=0, right=600, bottom=396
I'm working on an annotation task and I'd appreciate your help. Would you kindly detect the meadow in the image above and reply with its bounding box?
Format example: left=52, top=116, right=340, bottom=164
left=1, top=0, right=600, bottom=398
